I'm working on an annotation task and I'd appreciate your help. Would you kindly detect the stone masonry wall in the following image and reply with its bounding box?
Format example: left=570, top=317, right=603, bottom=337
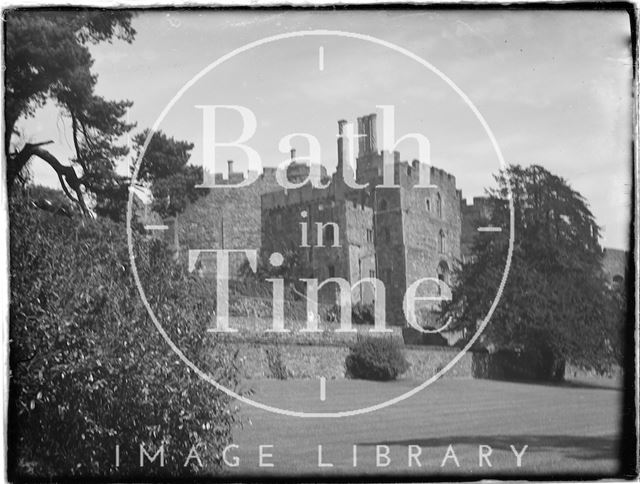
left=234, top=342, right=621, bottom=386
left=344, top=199, right=376, bottom=305
left=177, top=169, right=280, bottom=276
left=374, top=186, right=407, bottom=324
left=402, top=167, right=462, bottom=319
left=236, top=342, right=474, bottom=380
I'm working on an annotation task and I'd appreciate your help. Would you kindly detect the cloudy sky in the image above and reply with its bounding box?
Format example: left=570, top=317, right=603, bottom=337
left=21, top=9, right=633, bottom=249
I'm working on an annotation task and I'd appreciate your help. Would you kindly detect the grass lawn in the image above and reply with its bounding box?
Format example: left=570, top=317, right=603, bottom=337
left=226, top=377, right=623, bottom=478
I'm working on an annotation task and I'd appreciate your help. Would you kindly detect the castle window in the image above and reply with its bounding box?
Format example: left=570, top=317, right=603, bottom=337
left=317, top=221, right=339, bottom=247
left=436, top=193, right=442, bottom=218
left=437, top=260, right=450, bottom=295
left=366, top=229, right=373, bottom=243
left=383, top=227, right=391, bottom=244
left=369, top=270, right=376, bottom=278
left=379, top=198, right=387, bottom=211
left=328, top=264, right=335, bottom=278
left=324, top=224, right=335, bottom=246
left=438, top=229, right=445, bottom=254
left=425, top=199, right=431, bottom=212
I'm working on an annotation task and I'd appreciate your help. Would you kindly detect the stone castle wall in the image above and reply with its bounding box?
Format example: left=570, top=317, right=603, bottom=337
left=373, top=186, right=407, bottom=323
left=400, top=167, right=462, bottom=317
left=170, top=114, right=467, bottom=330
left=259, top=160, right=464, bottom=326
left=176, top=168, right=280, bottom=276
left=236, top=342, right=474, bottom=380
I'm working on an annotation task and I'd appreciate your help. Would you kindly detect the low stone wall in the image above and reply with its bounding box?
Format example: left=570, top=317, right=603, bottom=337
left=404, top=345, right=473, bottom=379
left=237, top=343, right=350, bottom=379
left=216, top=318, right=405, bottom=347
left=231, top=342, right=622, bottom=384
left=234, top=342, right=474, bottom=380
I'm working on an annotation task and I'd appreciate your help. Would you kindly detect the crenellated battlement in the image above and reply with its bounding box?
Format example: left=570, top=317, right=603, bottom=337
left=181, top=111, right=465, bottom=329
left=261, top=179, right=339, bottom=210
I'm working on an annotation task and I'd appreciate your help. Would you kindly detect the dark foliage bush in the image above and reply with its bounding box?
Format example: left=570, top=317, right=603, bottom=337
left=345, top=336, right=410, bottom=381
left=265, top=346, right=289, bottom=380
left=9, top=192, right=244, bottom=478
left=323, top=303, right=375, bottom=326
left=351, top=302, right=375, bottom=325
left=471, top=349, right=566, bottom=382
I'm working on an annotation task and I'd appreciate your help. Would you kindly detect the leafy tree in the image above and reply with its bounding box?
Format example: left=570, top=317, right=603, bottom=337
left=9, top=189, right=244, bottom=477
left=445, top=164, right=622, bottom=375
left=133, top=130, right=203, bottom=218
left=5, top=10, right=136, bottom=215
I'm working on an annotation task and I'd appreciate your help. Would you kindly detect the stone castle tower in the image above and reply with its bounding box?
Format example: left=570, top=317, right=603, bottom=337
left=262, top=113, right=462, bottom=326
left=165, top=112, right=464, bottom=327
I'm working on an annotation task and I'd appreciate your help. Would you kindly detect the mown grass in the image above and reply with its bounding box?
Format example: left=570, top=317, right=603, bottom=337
left=229, top=377, right=622, bottom=478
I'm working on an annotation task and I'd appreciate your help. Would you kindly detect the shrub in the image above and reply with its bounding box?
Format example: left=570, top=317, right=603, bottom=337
left=345, top=335, right=410, bottom=381
left=352, top=302, right=375, bottom=325
left=9, top=192, right=243, bottom=478
left=265, top=346, right=289, bottom=380
left=322, top=303, right=375, bottom=326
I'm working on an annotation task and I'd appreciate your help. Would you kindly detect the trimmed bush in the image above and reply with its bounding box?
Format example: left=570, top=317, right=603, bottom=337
left=345, top=335, right=410, bottom=381
left=9, top=192, right=243, bottom=478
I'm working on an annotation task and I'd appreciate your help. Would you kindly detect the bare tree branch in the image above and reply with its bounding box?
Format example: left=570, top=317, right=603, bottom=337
left=8, top=143, right=90, bottom=216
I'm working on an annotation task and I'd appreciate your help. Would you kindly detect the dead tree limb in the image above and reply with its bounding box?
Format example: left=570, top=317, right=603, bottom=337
left=7, top=142, right=90, bottom=216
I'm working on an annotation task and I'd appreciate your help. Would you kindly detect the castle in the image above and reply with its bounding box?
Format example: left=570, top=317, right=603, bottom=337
left=175, top=112, right=468, bottom=326
left=163, top=112, right=630, bottom=328
left=261, top=114, right=462, bottom=325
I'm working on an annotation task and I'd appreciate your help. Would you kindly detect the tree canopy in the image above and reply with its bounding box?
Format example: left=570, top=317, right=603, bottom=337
left=5, top=10, right=136, bottom=215
left=133, top=129, right=204, bottom=219
left=445, top=164, right=623, bottom=373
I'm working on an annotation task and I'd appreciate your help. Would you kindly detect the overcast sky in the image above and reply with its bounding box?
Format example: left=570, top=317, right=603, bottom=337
left=20, top=9, right=633, bottom=249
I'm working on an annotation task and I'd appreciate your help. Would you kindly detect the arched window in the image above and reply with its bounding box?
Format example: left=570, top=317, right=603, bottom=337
left=425, top=198, right=431, bottom=212
left=613, top=274, right=624, bottom=285
left=438, top=229, right=445, bottom=254
left=324, top=224, right=335, bottom=246
left=436, top=193, right=442, bottom=218
left=436, top=260, right=450, bottom=296
left=379, top=198, right=387, bottom=211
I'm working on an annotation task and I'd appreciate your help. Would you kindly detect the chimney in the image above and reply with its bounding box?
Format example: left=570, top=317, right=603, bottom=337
left=337, top=119, right=347, bottom=169
left=227, top=160, right=234, bottom=176
left=290, top=148, right=296, bottom=163
left=357, top=116, right=368, bottom=156
left=367, top=114, right=377, bottom=153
